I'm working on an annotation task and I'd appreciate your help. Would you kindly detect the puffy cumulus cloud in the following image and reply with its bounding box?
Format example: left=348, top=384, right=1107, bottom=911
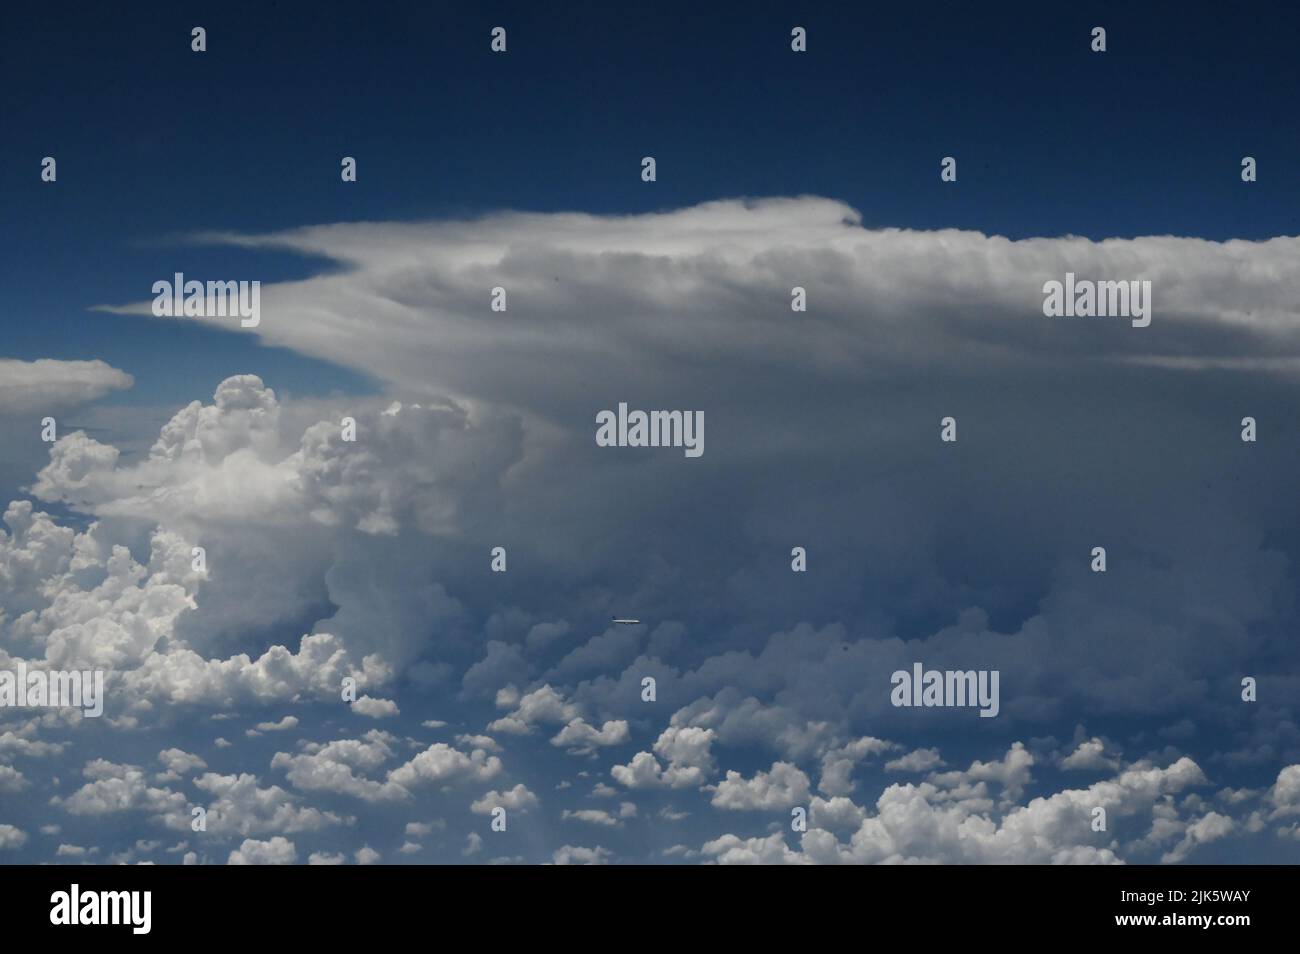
left=702, top=832, right=807, bottom=866
left=550, top=717, right=629, bottom=755
left=471, top=784, right=538, bottom=815
left=0, top=359, right=133, bottom=414
left=259, top=716, right=299, bottom=731
left=386, top=743, right=502, bottom=791
left=1, top=384, right=501, bottom=747
left=156, top=748, right=207, bottom=782
left=488, top=685, right=580, bottom=736
left=609, top=752, right=662, bottom=790
left=745, top=751, right=1213, bottom=865
left=176, top=773, right=351, bottom=836
left=54, top=760, right=187, bottom=817
left=927, top=742, right=1037, bottom=807
left=0, top=825, right=28, bottom=850
left=1060, top=738, right=1121, bottom=772
left=810, top=795, right=867, bottom=832
left=24, top=375, right=511, bottom=674
left=0, top=491, right=389, bottom=717
left=819, top=736, right=898, bottom=796
left=1161, top=812, right=1234, bottom=864
left=456, top=734, right=500, bottom=753
left=270, top=731, right=405, bottom=802
left=0, top=730, right=66, bottom=758
left=711, top=761, right=813, bottom=811
left=651, top=726, right=716, bottom=785
left=25, top=432, right=122, bottom=504
left=0, top=501, right=81, bottom=623
left=123, top=633, right=390, bottom=709
left=551, top=844, right=612, bottom=865
left=1, top=507, right=195, bottom=671
left=227, top=836, right=297, bottom=865
left=659, top=689, right=837, bottom=763
left=0, top=764, right=28, bottom=793
left=611, top=726, right=716, bottom=790
left=1266, top=764, right=1300, bottom=819
left=272, top=730, right=503, bottom=805
left=885, top=748, right=945, bottom=774
left=349, top=696, right=399, bottom=719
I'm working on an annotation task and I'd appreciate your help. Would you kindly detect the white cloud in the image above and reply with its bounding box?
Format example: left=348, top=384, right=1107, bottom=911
left=711, top=762, right=812, bottom=811
left=183, top=772, right=350, bottom=836
left=54, top=760, right=186, bottom=817
left=350, top=696, right=399, bottom=719
left=405, top=821, right=439, bottom=837
left=471, top=784, right=538, bottom=815
left=111, top=199, right=1300, bottom=408
left=784, top=751, right=1207, bottom=864
left=0, top=730, right=66, bottom=758
left=386, top=742, right=502, bottom=791
left=0, top=765, right=28, bottom=793
left=157, top=748, right=207, bottom=778
left=611, top=725, right=716, bottom=790
left=1161, top=812, right=1234, bottom=864
left=702, top=832, right=806, bottom=866
left=927, top=742, right=1036, bottom=806
left=270, top=731, right=404, bottom=802
left=0, top=359, right=133, bottom=414
left=6, top=198, right=1300, bottom=865
left=810, top=795, right=867, bottom=831
left=487, top=685, right=579, bottom=735
left=819, top=736, right=898, bottom=795
left=0, top=825, right=28, bottom=850
left=246, top=716, right=299, bottom=737
left=1060, top=738, right=1120, bottom=772
left=885, top=748, right=945, bottom=773
left=1268, top=764, right=1300, bottom=819
left=551, top=844, right=611, bottom=865
left=550, top=717, right=629, bottom=754
left=561, top=809, right=620, bottom=827
left=228, top=836, right=297, bottom=865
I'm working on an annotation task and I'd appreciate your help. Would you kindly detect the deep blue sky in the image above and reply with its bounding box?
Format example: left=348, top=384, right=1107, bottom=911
left=3, top=0, right=1299, bottom=407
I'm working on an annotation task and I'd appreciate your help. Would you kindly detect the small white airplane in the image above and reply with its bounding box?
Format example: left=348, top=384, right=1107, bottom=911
left=611, top=617, right=641, bottom=625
